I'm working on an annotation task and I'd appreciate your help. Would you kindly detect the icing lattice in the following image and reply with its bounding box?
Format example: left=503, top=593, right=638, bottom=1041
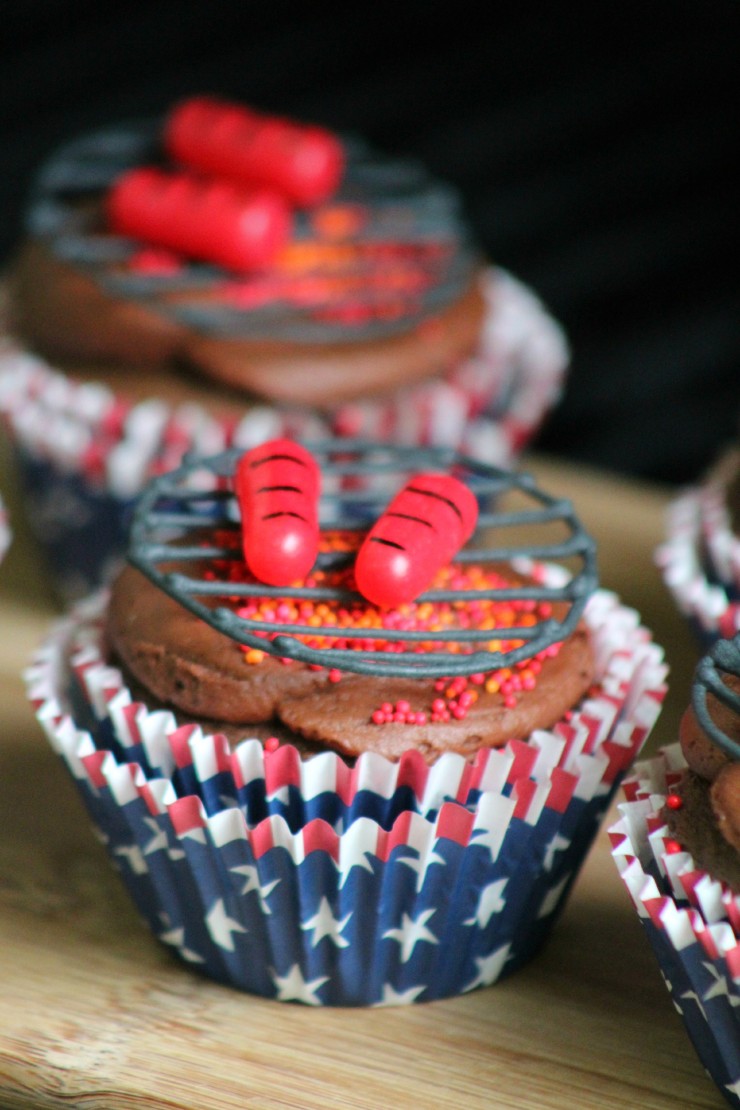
left=128, top=439, right=598, bottom=679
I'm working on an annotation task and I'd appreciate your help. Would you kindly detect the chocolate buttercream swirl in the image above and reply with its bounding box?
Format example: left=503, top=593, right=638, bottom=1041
left=128, top=438, right=598, bottom=679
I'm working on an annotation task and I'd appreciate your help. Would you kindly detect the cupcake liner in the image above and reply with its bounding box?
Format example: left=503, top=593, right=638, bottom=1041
left=26, top=584, right=666, bottom=1005
left=0, top=491, right=10, bottom=564
left=655, top=485, right=740, bottom=649
left=610, top=748, right=740, bottom=1107
left=698, top=448, right=740, bottom=598
left=1, top=268, right=568, bottom=601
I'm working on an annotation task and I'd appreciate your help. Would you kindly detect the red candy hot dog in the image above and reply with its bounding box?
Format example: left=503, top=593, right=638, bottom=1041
left=355, top=474, right=479, bottom=608
left=107, top=167, right=291, bottom=272
left=235, top=439, right=320, bottom=586
left=164, top=96, right=345, bottom=208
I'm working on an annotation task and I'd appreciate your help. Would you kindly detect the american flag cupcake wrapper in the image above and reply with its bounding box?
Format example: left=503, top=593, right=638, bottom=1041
left=0, top=268, right=568, bottom=601
left=25, top=587, right=666, bottom=1006
left=610, top=748, right=740, bottom=1107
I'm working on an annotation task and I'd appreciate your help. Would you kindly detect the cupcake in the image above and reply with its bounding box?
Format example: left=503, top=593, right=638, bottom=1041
left=610, top=632, right=740, bottom=1107
left=0, top=95, right=569, bottom=603
left=656, top=442, right=740, bottom=648
left=26, top=439, right=667, bottom=1005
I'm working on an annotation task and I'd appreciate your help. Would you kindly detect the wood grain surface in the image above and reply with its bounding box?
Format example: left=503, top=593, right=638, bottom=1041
left=0, top=443, right=725, bottom=1109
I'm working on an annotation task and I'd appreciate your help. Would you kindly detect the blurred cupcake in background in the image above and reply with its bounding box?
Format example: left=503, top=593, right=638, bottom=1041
left=656, top=440, right=740, bottom=648
left=26, top=438, right=667, bottom=1005
left=0, top=96, right=568, bottom=604
left=611, top=631, right=740, bottom=1107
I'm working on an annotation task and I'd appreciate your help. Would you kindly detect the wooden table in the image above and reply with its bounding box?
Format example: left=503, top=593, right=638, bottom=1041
left=0, top=447, right=725, bottom=1109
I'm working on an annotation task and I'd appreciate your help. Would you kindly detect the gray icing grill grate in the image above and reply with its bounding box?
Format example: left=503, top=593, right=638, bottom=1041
left=128, top=439, right=598, bottom=679
left=693, top=633, right=740, bottom=761
left=27, top=119, right=480, bottom=344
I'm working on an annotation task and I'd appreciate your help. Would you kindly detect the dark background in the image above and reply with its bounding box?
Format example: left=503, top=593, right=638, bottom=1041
left=1, top=0, right=738, bottom=485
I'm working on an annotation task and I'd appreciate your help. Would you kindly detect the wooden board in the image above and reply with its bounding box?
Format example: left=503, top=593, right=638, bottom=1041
left=0, top=446, right=724, bottom=1109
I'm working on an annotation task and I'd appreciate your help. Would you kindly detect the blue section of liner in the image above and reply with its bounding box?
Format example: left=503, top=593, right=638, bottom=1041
left=642, top=919, right=740, bottom=1108
left=61, top=741, right=622, bottom=1006
left=14, top=445, right=133, bottom=600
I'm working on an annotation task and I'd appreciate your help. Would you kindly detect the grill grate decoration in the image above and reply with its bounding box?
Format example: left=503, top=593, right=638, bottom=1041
left=27, top=120, right=479, bottom=345
left=692, top=632, right=740, bottom=761
left=128, top=439, right=598, bottom=679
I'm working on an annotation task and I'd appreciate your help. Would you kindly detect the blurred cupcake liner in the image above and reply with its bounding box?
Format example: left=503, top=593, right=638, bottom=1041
left=655, top=478, right=740, bottom=649
left=698, top=447, right=740, bottom=598
left=0, top=491, right=10, bottom=563
left=0, top=268, right=568, bottom=602
left=25, top=585, right=666, bottom=1006
left=610, top=747, right=740, bottom=1107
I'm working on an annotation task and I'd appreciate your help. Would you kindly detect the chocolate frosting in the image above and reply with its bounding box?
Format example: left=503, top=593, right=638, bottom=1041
left=106, top=562, right=595, bottom=763
left=107, top=438, right=599, bottom=763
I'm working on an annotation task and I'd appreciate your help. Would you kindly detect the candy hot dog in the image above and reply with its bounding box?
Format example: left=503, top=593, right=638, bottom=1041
left=355, top=474, right=479, bottom=607
left=107, top=166, right=291, bottom=271
left=235, top=439, right=320, bottom=586
left=164, top=96, right=345, bottom=208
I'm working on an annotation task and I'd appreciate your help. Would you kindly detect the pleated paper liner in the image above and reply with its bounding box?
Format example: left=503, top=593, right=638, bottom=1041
left=26, top=584, right=666, bottom=1006
left=697, top=447, right=740, bottom=599
left=610, top=747, right=740, bottom=1107
left=0, top=491, right=10, bottom=564
left=656, top=484, right=740, bottom=649
left=0, top=268, right=567, bottom=602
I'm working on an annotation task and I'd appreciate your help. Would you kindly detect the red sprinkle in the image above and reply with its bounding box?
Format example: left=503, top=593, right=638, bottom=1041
left=264, top=736, right=280, bottom=752
left=210, top=528, right=561, bottom=731
left=664, top=839, right=684, bottom=855
left=665, top=793, right=684, bottom=811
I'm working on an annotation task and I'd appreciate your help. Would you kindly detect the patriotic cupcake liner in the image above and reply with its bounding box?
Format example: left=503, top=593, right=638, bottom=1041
left=655, top=476, right=740, bottom=650
left=0, top=491, right=10, bottom=564
left=0, top=268, right=568, bottom=602
left=25, top=585, right=666, bottom=1006
left=610, top=747, right=740, bottom=1107
left=698, top=448, right=740, bottom=598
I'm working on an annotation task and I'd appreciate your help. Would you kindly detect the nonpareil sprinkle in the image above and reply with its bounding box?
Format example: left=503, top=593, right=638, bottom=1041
left=204, top=530, right=563, bottom=727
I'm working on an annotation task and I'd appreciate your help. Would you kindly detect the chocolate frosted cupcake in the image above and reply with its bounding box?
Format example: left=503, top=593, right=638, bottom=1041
left=611, top=632, right=740, bottom=1107
left=0, top=95, right=568, bottom=602
left=656, top=442, right=740, bottom=647
left=27, top=440, right=666, bottom=1005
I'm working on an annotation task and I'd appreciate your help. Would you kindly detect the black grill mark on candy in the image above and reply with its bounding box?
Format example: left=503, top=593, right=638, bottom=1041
left=249, top=454, right=309, bottom=470
left=262, top=511, right=308, bottom=522
left=386, top=511, right=434, bottom=529
left=257, top=485, right=302, bottom=494
left=406, top=486, right=463, bottom=523
left=369, top=537, right=406, bottom=551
